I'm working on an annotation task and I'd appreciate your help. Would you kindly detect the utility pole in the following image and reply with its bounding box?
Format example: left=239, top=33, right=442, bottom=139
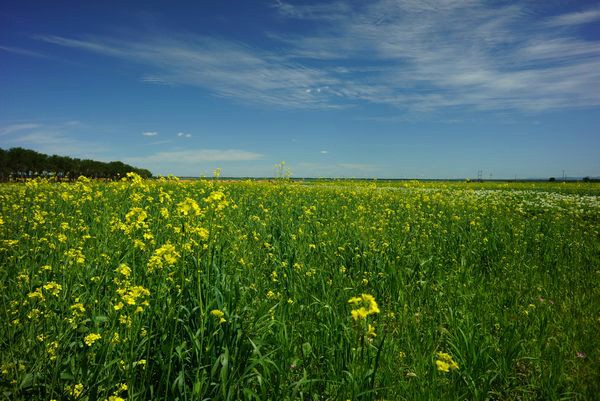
left=477, top=169, right=483, bottom=182
left=562, top=170, right=566, bottom=182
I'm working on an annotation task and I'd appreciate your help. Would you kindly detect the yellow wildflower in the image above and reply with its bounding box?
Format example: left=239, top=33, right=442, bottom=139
left=71, top=303, right=86, bottom=315
left=27, top=287, right=45, bottom=301
left=147, top=243, right=180, bottom=271
left=210, top=309, right=227, bottom=324
left=66, top=383, right=84, bottom=398
left=120, top=285, right=150, bottom=306
left=348, top=294, right=380, bottom=320
left=46, top=341, right=59, bottom=360
left=27, top=308, right=41, bottom=319
left=435, top=351, right=459, bottom=372
left=84, top=333, right=102, bottom=346
left=177, top=197, right=202, bottom=216
left=43, top=282, right=62, bottom=297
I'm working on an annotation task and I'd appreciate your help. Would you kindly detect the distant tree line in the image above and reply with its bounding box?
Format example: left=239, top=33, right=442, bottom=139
left=0, top=147, right=152, bottom=181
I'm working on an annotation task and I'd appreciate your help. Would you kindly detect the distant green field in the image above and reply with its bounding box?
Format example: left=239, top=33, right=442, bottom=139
left=1, top=176, right=599, bottom=400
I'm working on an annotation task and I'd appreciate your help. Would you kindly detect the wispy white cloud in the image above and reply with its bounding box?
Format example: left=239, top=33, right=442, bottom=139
left=0, top=123, right=41, bottom=136
left=126, top=149, right=263, bottom=164
left=177, top=132, right=192, bottom=138
left=36, top=2, right=600, bottom=113
left=272, top=1, right=600, bottom=112
left=272, top=0, right=351, bottom=20
left=1, top=121, right=107, bottom=157
left=320, top=150, right=328, bottom=154
left=140, top=75, right=171, bottom=85
left=38, top=33, right=337, bottom=109
left=142, top=131, right=158, bottom=136
left=545, top=7, right=600, bottom=27
left=0, top=45, right=47, bottom=58
left=36, top=35, right=127, bottom=57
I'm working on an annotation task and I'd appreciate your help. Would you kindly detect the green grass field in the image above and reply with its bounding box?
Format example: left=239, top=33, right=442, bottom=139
left=1, top=175, right=599, bottom=400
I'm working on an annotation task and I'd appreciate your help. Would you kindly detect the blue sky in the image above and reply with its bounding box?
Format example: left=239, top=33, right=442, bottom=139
left=1, top=0, right=599, bottom=178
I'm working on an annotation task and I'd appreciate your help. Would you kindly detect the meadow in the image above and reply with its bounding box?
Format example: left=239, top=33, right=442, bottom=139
left=1, top=175, right=599, bottom=400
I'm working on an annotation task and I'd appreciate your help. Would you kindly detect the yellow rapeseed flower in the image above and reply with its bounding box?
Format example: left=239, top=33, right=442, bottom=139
left=210, top=309, right=227, bottom=323
left=348, top=294, right=380, bottom=320
left=46, top=341, right=59, bottom=360
left=43, top=282, right=62, bottom=297
left=27, top=288, right=45, bottom=301
left=71, top=303, right=86, bottom=315
left=435, top=351, right=459, bottom=372
left=84, top=333, right=102, bottom=346
left=66, top=383, right=84, bottom=398
left=367, top=324, right=377, bottom=338
left=177, top=197, right=202, bottom=216
left=147, top=243, right=180, bottom=271
left=120, top=285, right=150, bottom=305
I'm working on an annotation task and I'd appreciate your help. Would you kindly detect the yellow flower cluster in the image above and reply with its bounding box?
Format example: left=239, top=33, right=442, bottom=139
left=46, top=341, right=59, bottom=361
left=114, top=285, right=150, bottom=313
left=43, top=282, right=62, bottom=297
left=210, top=309, right=227, bottom=324
left=115, top=263, right=131, bottom=278
left=177, top=197, right=202, bottom=216
left=65, top=247, right=86, bottom=265
left=205, top=190, right=229, bottom=212
left=435, top=352, right=459, bottom=372
left=65, top=302, right=87, bottom=328
left=65, top=383, right=84, bottom=398
left=27, top=287, right=45, bottom=301
left=84, top=333, right=102, bottom=346
left=348, top=294, right=380, bottom=320
left=119, top=285, right=150, bottom=306
left=118, top=207, right=149, bottom=235
left=147, top=243, right=180, bottom=272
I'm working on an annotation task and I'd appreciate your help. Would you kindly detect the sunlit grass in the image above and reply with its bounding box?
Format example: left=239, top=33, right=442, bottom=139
left=1, top=175, right=598, bottom=400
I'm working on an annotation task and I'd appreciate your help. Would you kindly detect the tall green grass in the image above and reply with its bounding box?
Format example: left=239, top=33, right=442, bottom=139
left=1, top=176, right=598, bottom=400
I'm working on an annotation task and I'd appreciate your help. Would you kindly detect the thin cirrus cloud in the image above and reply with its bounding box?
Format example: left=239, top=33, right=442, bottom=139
left=0, top=123, right=42, bottom=136
left=37, top=34, right=335, bottom=109
left=36, top=1, right=600, bottom=113
left=177, top=132, right=192, bottom=138
left=544, top=7, right=600, bottom=27
left=0, top=45, right=48, bottom=58
left=142, top=131, right=158, bottom=136
left=0, top=122, right=107, bottom=157
left=126, top=149, right=264, bottom=164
